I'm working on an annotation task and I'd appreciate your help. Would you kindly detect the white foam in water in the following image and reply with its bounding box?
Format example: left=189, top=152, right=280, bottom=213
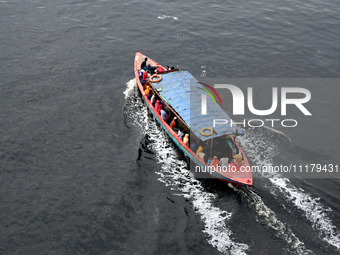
left=123, top=79, right=137, bottom=99
left=157, top=15, right=178, bottom=20
left=242, top=188, right=311, bottom=254
left=123, top=79, right=248, bottom=255
left=154, top=139, right=248, bottom=255
left=229, top=174, right=311, bottom=253
left=239, top=128, right=340, bottom=251
left=270, top=178, right=340, bottom=250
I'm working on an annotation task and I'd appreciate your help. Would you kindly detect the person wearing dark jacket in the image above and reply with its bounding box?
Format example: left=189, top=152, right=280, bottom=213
left=141, top=58, right=148, bottom=69
left=165, top=113, right=172, bottom=125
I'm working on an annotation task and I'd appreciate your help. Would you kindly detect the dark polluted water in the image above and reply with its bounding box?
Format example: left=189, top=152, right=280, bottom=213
left=1, top=0, right=340, bottom=254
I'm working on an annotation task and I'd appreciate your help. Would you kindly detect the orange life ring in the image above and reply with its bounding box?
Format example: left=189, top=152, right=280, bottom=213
left=149, top=74, right=162, bottom=83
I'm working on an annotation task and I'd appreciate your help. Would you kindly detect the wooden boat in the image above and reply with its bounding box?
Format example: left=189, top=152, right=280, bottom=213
left=134, top=52, right=252, bottom=186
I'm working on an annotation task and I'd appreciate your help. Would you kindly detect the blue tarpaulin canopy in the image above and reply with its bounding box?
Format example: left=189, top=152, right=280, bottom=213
left=152, top=71, right=242, bottom=141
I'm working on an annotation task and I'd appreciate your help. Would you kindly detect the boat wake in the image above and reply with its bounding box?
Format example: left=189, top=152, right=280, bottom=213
left=123, top=79, right=248, bottom=255
left=270, top=178, right=340, bottom=250
left=239, top=127, right=340, bottom=252
left=234, top=186, right=313, bottom=254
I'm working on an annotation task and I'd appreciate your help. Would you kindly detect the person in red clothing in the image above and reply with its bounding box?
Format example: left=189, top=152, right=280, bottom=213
left=157, top=104, right=163, bottom=115
left=170, top=117, right=178, bottom=131
left=155, top=100, right=161, bottom=112
left=142, top=70, right=150, bottom=81
left=209, top=156, right=220, bottom=167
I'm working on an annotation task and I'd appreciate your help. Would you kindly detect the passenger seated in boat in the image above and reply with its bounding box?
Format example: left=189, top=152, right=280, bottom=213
left=144, top=86, right=151, bottom=96
left=170, top=117, right=178, bottom=131
left=233, top=154, right=243, bottom=165
left=143, top=82, right=150, bottom=92
left=147, top=90, right=153, bottom=101
left=142, top=70, right=150, bottom=82
left=165, top=65, right=170, bottom=71
left=219, top=155, right=229, bottom=169
left=207, top=157, right=213, bottom=165
left=183, top=134, right=189, bottom=146
left=146, top=64, right=155, bottom=74
left=177, top=127, right=185, bottom=140
left=141, top=58, right=148, bottom=70
left=165, top=113, right=173, bottom=125
left=160, top=107, right=167, bottom=120
left=209, top=156, right=220, bottom=167
left=151, top=94, right=157, bottom=107
left=155, top=100, right=162, bottom=113
left=138, top=69, right=145, bottom=80
left=140, top=70, right=146, bottom=85
left=157, top=104, right=163, bottom=115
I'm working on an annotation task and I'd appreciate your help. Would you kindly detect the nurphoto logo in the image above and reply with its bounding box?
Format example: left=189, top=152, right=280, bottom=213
left=200, top=84, right=312, bottom=128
